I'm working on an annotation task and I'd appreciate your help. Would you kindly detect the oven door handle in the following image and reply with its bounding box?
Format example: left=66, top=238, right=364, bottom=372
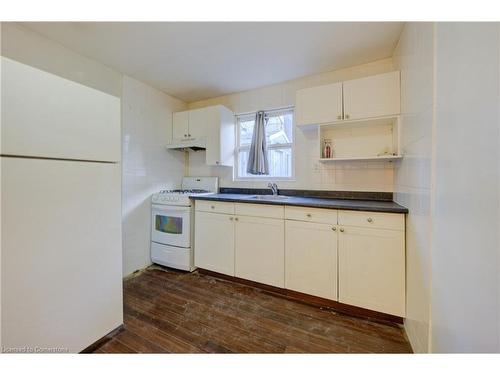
left=152, top=204, right=191, bottom=212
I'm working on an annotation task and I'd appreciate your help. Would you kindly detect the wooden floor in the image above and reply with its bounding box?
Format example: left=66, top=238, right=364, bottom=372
left=92, top=267, right=412, bottom=353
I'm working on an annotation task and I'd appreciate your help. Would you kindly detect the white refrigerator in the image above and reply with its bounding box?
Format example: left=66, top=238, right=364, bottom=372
left=1, top=57, right=123, bottom=353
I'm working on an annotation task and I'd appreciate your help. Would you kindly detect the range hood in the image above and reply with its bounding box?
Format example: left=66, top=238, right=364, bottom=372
left=165, top=138, right=206, bottom=151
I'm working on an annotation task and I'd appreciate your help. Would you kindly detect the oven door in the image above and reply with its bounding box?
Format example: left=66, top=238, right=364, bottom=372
left=151, top=204, right=191, bottom=248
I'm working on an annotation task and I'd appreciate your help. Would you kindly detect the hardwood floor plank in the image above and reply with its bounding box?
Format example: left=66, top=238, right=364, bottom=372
left=125, top=315, right=201, bottom=353
left=91, top=267, right=412, bottom=354
left=97, top=339, right=136, bottom=354
left=114, top=329, right=165, bottom=353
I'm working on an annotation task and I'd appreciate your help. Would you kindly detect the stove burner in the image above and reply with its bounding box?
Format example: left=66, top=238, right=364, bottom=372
left=159, top=189, right=211, bottom=194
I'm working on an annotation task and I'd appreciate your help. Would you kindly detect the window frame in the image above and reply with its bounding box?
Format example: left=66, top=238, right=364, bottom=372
left=234, top=107, right=295, bottom=181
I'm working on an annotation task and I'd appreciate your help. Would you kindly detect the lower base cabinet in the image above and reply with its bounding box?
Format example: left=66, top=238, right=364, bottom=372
left=194, top=211, right=235, bottom=276
left=194, top=201, right=406, bottom=317
left=338, top=226, right=405, bottom=317
left=235, top=216, right=284, bottom=287
left=285, top=220, right=338, bottom=300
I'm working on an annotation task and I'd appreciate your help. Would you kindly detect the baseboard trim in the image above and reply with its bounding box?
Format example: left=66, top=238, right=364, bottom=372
left=197, top=268, right=403, bottom=325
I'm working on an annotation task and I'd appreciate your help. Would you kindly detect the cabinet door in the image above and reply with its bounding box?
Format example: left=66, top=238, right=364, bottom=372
left=343, top=71, right=400, bottom=120
left=189, top=107, right=216, bottom=139
left=235, top=216, right=285, bottom=287
left=285, top=221, right=338, bottom=300
left=338, top=226, right=405, bottom=316
left=172, top=111, right=189, bottom=141
left=295, top=82, right=343, bottom=125
left=194, top=211, right=235, bottom=276
left=206, top=106, right=235, bottom=167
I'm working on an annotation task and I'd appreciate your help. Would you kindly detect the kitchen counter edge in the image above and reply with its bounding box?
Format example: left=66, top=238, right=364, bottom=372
left=190, top=194, right=408, bottom=214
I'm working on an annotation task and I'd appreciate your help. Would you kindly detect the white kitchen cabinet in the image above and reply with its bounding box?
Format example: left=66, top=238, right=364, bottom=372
left=295, top=71, right=400, bottom=127
left=169, top=105, right=234, bottom=167
left=172, top=109, right=206, bottom=142
left=343, top=71, right=400, bottom=120
left=194, top=201, right=406, bottom=317
left=188, top=107, right=211, bottom=140
left=172, top=111, right=190, bottom=141
left=338, top=225, right=405, bottom=317
left=285, top=220, right=338, bottom=300
left=235, top=215, right=285, bottom=287
left=204, top=105, right=235, bottom=167
left=172, top=108, right=209, bottom=141
left=295, top=82, right=343, bottom=126
left=194, top=211, right=235, bottom=276
left=338, top=209, right=404, bottom=231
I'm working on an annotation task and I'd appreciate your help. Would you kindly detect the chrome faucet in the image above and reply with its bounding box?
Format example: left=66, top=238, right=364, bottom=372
left=268, top=182, right=278, bottom=196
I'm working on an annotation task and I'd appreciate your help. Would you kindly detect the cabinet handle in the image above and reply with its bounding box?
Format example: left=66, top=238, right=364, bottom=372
left=229, top=217, right=234, bottom=221
left=216, top=161, right=220, bottom=165
left=339, top=228, right=344, bottom=232
left=367, top=217, right=373, bottom=223
left=306, top=213, right=312, bottom=218
left=210, top=205, right=215, bottom=209
left=332, top=227, right=336, bottom=231
left=184, top=134, right=187, bottom=137
left=345, top=114, right=350, bottom=119
left=337, top=115, right=342, bottom=120
left=235, top=217, right=239, bottom=221
left=188, top=134, right=191, bottom=137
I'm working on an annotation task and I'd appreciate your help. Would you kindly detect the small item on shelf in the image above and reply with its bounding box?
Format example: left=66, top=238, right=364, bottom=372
left=377, top=147, right=391, bottom=157
left=323, top=139, right=333, bottom=158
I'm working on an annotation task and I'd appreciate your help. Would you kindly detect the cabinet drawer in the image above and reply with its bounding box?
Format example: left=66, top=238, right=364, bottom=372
left=338, top=210, right=404, bottom=231
left=195, top=200, right=234, bottom=215
left=235, top=203, right=284, bottom=219
left=285, top=206, right=338, bottom=224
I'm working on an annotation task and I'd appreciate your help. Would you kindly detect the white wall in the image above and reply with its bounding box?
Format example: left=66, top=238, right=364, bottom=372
left=392, top=23, right=434, bottom=353
left=188, top=59, right=396, bottom=192
left=122, top=76, right=187, bottom=276
left=430, top=23, right=500, bottom=353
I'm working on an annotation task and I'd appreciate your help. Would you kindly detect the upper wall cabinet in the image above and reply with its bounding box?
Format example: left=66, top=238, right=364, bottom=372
left=295, top=82, right=343, bottom=126
left=172, top=107, right=213, bottom=142
left=172, top=111, right=190, bottom=140
left=188, top=107, right=214, bottom=140
left=167, top=105, right=235, bottom=167
left=343, top=71, right=400, bottom=121
left=295, top=71, right=400, bottom=126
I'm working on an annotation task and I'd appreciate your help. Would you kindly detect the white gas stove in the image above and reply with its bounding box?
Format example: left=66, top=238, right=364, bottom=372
left=151, top=177, right=218, bottom=206
left=152, top=189, right=213, bottom=206
left=150, top=177, right=218, bottom=271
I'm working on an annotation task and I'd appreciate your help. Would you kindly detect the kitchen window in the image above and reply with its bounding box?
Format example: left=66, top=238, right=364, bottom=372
left=235, top=108, right=294, bottom=180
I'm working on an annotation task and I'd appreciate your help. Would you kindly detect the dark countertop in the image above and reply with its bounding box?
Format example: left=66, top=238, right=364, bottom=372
left=191, top=193, right=408, bottom=214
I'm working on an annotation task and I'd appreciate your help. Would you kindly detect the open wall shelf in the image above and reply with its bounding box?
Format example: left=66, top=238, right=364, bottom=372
left=319, top=155, right=403, bottom=162
left=306, top=115, right=403, bottom=162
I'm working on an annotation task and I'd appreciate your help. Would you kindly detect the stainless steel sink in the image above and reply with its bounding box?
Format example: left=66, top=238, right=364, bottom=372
left=250, top=195, right=292, bottom=200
